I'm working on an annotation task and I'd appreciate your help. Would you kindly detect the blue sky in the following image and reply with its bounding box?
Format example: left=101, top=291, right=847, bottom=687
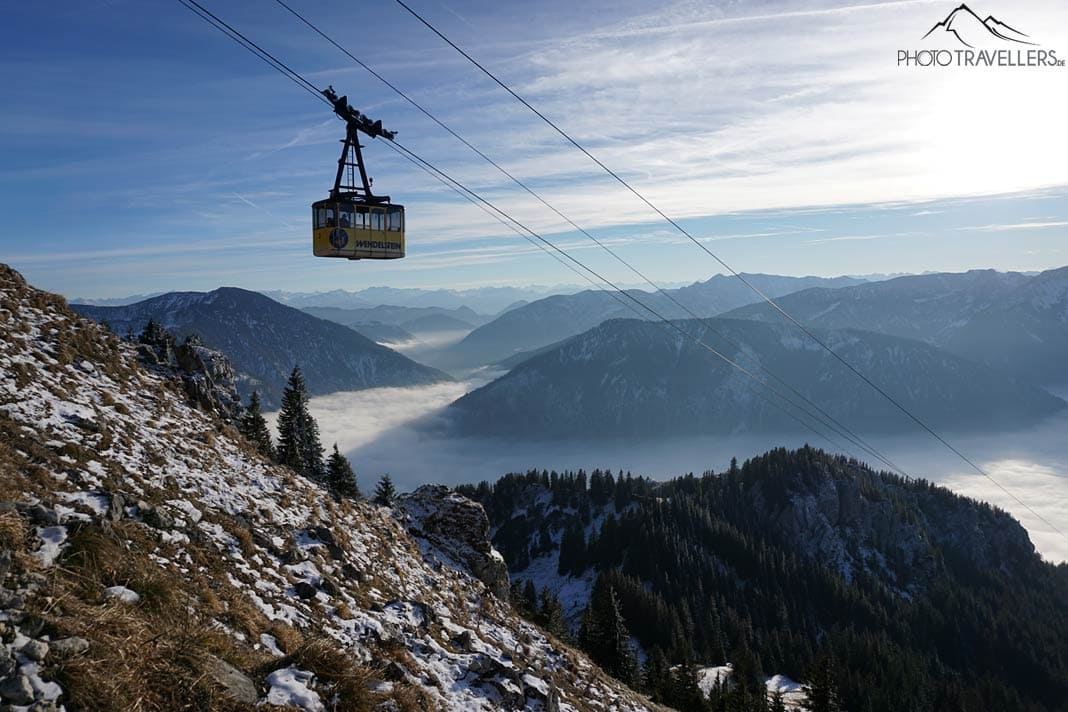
left=2, top=0, right=1067, bottom=299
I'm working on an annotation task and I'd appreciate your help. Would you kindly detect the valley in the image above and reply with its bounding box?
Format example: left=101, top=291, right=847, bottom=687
left=7, top=3, right=1068, bottom=708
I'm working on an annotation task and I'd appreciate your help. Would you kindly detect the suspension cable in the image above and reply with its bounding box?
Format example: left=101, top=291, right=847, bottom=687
left=385, top=141, right=866, bottom=455
left=269, top=0, right=906, bottom=476
left=391, top=0, right=1068, bottom=539
left=176, top=0, right=866, bottom=457
left=176, top=0, right=1066, bottom=539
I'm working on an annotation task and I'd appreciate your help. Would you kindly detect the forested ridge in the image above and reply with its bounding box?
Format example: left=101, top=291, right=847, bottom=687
left=459, top=447, right=1068, bottom=711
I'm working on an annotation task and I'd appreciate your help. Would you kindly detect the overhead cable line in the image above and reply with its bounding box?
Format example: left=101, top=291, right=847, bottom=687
left=391, top=0, right=1068, bottom=539
left=178, top=0, right=329, bottom=106
left=386, top=137, right=887, bottom=461
left=179, top=1, right=1068, bottom=544
left=383, top=142, right=893, bottom=460
left=269, top=0, right=906, bottom=476
left=178, top=0, right=873, bottom=461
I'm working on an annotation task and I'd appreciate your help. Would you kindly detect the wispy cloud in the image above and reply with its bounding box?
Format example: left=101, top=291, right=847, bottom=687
left=966, top=221, right=1068, bottom=232
left=6, top=0, right=1068, bottom=296
left=805, top=232, right=916, bottom=245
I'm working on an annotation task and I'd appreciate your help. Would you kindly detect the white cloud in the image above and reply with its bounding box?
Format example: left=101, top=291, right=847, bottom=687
left=271, top=377, right=1068, bottom=564
left=966, top=221, right=1068, bottom=232
left=396, top=0, right=1068, bottom=232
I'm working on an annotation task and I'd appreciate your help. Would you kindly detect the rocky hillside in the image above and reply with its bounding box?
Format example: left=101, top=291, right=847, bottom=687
left=459, top=448, right=1068, bottom=711
left=448, top=317, right=1065, bottom=438
left=71, top=288, right=450, bottom=408
left=0, top=265, right=662, bottom=711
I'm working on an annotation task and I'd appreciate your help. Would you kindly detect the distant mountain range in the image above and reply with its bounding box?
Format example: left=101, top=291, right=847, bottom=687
left=428, top=274, right=867, bottom=372
left=72, top=289, right=449, bottom=408
left=302, top=305, right=481, bottom=335
left=348, top=321, right=416, bottom=345
left=724, top=267, right=1068, bottom=386
left=448, top=317, right=1065, bottom=438
left=261, top=284, right=588, bottom=315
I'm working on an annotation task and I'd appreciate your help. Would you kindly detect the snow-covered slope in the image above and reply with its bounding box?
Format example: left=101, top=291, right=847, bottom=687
left=0, top=265, right=662, bottom=711
left=71, top=288, right=449, bottom=407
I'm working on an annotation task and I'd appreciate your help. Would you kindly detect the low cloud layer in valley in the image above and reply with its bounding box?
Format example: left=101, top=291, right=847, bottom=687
left=273, top=382, right=1068, bottom=564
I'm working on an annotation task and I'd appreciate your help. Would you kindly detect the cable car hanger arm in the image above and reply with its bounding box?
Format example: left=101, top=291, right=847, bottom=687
left=322, top=86, right=396, bottom=140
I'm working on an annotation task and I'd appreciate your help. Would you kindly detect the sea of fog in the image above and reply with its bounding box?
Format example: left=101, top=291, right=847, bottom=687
left=272, top=382, right=1068, bottom=564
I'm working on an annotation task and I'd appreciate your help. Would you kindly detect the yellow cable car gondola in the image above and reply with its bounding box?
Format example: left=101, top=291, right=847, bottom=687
left=313, top=87, right=405, bottom=260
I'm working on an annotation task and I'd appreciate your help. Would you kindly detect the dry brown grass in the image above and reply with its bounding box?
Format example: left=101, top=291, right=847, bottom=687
left=388, top=682, right=440, bottom=712
left=49, top=595, right=259, bottom=712
left=258, top=637, right=375, bottom=712
left=18, top=518, right=263, bottom=711
left=9, top=361, right=33, bottom=389
left=265, top=620, right=304, bottom=654
left=0, top=509, right=27, bottom=553
left=232, top=526, right=255, bottom=560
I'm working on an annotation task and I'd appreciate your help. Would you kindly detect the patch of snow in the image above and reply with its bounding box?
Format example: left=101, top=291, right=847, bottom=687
left=103, top=585, right=140, bottom=603
left=21, top=661, right=65, bottom=701
left=259, top=633, right=284, bottom=657
left=697, top=665, right=733, bottom=696
left=59, top=490, right=110, bottom=516
left=166, top=498, right=202, bottom=524
left=159, top=530, right=190, bottom=546
left=35, top=525, right=67, bottom=567
left=265, top=666, right=323, bottom=711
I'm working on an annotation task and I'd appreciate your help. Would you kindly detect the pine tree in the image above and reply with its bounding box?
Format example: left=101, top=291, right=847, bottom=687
left=275, top=366, right=324, bottom=480
left=326, top=443, right=359, bottom=500
left=732, top=641, right=764, bottom=698
left=769, top=689, right=787, bottom=712
left=669, top=654, right=708, bottom=712
left=138, top=318, right=171, bottom=346
left=373, top=473, right=396, bottom=507
left=558, top=521, right=586, bottom=576
left=536, top=588, right=569, bottom=641
left=580, top=575, right=640, bottom=688
left=522, top=579, right=538, bottom=614
left=238, top=390, right=274, bottom=459
left=803, top=656, right=842, bottom=712
left=643, top=647, right=672, bottom=703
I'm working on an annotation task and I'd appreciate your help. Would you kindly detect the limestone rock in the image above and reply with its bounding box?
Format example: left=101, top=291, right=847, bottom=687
left=398, top=485, right=510, bottom=600
left=20, top=638, right=48, bottom=661
left=49, top=636, right=90, bottom=658
left=0, top=673, right=34, bottom=705
left=201, top=655, right=258, bottom=704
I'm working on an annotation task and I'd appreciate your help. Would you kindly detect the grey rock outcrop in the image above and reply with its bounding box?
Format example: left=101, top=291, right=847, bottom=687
left=398, top=485, right=510, bottom=600
left=20, top=638, right=48, bottom=661
left=49, top=636, right=90, bottom=658
left=747, top=453, right=1034, bottom=590
left=0, top=673, right=34, bottom=705
left=201, top=655, right=258, bottom=704
left=135, top=327, right=241, bottom=422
